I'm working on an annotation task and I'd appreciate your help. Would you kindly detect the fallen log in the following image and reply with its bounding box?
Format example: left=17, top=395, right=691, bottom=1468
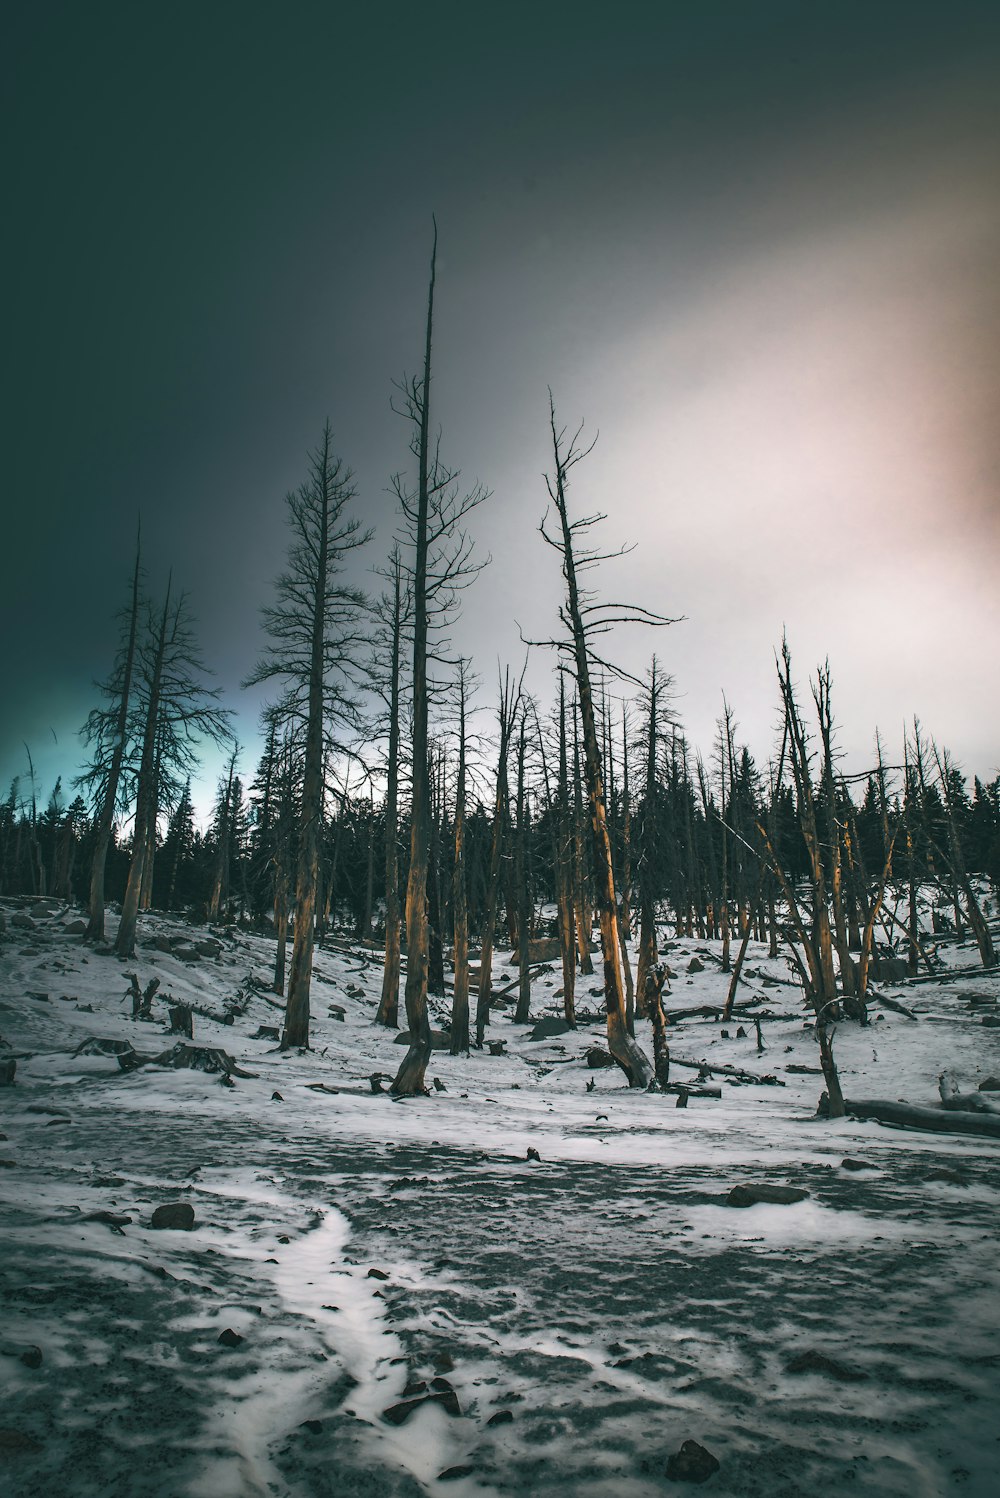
left=670, top=1055, right=785, bottom=1086
left=868, top=992, right=918, bottom=1020
left=845, top=1098, right=1000, bottom=1139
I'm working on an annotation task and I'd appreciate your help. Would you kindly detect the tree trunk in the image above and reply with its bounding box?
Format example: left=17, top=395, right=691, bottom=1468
left=115, top=584, right=171, bottom=959
left=86, top=534, right=141, bottom=941
left=392, top=227, right=438, bottom=1096
left=450, top=670, right=470, bottom=1054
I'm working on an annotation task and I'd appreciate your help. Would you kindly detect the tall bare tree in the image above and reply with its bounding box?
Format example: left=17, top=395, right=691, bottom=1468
left=536, top=397, right=676, bottom=1087
left=78, top=530, right=142, bottom=941
left=390, top=223, right=489, bottom=1095
left=246, top=425, right=372, bottom=1048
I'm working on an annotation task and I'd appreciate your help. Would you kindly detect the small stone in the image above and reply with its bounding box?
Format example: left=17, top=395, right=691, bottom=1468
left=665, top=1438, right=720, bottom=1482
left=438, top=1466, right=475, bottom=1482
left=271, top=1090, right=284, bottom=1101
left=218, top=1328, right=244, bottom=1348
left=487, top=1408, right=514, bottom=1426
left=367, top=1267, right=390, bottom=1281
left=727, top=1183, right=809, bottom=1207
left=151, top=1202, right=195, bottom=1231
left=841, top=1157, right=877, bottom=1172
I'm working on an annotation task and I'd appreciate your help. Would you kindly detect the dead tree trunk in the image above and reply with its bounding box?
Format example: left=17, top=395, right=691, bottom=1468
left=115, top=584, right=172, bottom=960
left=450, top=665, right=471, bottom=1054
left=475, top=670, right=519, bottom=1047
left=541, top=398, right=657, bottom=1088
left=376, top=553, right=404, bottom=1028
left=86, top=531, right=141, bottom=942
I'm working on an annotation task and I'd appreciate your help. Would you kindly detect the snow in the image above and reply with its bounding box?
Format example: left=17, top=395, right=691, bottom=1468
left=1, top=900, right=999, bottom=1495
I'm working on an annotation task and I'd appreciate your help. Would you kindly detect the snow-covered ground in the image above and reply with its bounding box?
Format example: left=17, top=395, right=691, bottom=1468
left=2, top=900, right=999, bottom=1497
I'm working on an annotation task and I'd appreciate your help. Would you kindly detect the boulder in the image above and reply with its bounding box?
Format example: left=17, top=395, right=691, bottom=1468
left=687, top=957, right=705, bottom=974
left=727, top=1183, right=809, bottom=1207
left=10, top=912, right=34, bottom=929
left=197, top=938, right=222, bottom=958
left=154, top=934, right=175, bottom=953
left=151, top=1202, right=195, bottom=1230
left=979, top=1077, right=1000, bottom=1092
left=62, top=918, right=87, bottom=935
left=665, top=1439, right=720, bottom=1483
left=586, top=1046, right=615, bottom=1068
left=529, top=1016, right=573, bottom=1041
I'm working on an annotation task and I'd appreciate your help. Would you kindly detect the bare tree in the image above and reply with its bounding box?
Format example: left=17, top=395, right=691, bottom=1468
left=535, top=397, right=677, bottom=1087
left=246, top=425, right=372, bottom=1048
left=78, top=530, right=142, bottom=941
left=390, top=223, right=489, bottom=1096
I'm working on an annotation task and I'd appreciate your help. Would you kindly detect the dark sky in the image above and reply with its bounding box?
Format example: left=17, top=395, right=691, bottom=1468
left=4, top=1, right=999, bottom=817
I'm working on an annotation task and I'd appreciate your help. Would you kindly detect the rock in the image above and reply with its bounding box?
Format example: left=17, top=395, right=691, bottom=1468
left=367, top=1267, right=390, bottom=1281
left=0, top=1340, right=42, bottom=1369
left=511, top=937, right=562, bottom=963
left=151, top=1202, right=195, bottom=1231
left=391, top=1027, right=450, bottom=1049
left=173, top=944, right=201, bottom=963
left=271, top=1090, right=284, bottom=1102
left=665, top=1439, right=720, bottom=1483
left=0, top=1059, right=15, bottom=1086
left=438, top=1466, right=475, bottom=1482
left=687, top=957, right=705, bottom=974
left=727, top=1183, right=809, bottom=1208
left=487, top=1408, right=514, bottom=1426
left=529, top=1016, right=573, bottom=1041
left=979, top=1077, right=1000, bottom=1091
left=0, top=1159, right=17, bottom=1169
left=327, top=1004, right=346, bottom=1022
left=218, top=1328, right=244, bottom=1347
left=982, top=1017, right=1000, bottom=1028
left=840, top=1157, right=878, bottom=1172
left=586, top=1045, right=615, bottom=1068
left=62, top=918, right=87, bottom=934
left=10, top=912, right=35, bottom=929
left=526, top=1147, right=541, bottom=1162
left=786, top=1349, right=868, bottom=1382
left=382, top=1377, right=463, bottom=1424
left=154, top=934, right=175, bottom=952
left=299, top=1419, right=323, bottom=1435
left=197, top=939, right=222, bottom=958
left=0, top=1428, right=41, bottom=1452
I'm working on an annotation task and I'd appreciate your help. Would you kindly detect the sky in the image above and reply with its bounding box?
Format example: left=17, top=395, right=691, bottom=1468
left=3, top=0, right=999, bottom=821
